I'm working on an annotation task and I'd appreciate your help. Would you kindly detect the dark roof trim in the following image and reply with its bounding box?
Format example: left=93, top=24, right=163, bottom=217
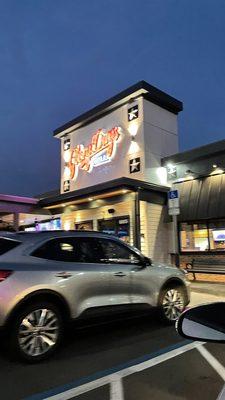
left=39, top=177, right=169, bottom=207
left=53, top=81, right=183, bottom=137
left=163, top=139, right=225, bottom=166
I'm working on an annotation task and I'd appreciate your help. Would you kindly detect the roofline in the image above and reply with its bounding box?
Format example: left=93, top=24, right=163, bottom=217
left=53, top=81, right=183, bottom=138
left=162, top=139, right=225, bottom=165
left=0, top=194, right=38, bottom=205
left=39, top=177, right=169, bottom=207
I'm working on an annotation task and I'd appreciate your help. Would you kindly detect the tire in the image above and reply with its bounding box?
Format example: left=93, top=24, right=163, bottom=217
left=158, top=285, right=186, bottom=325
left=9, top=301, right=63, bottom=362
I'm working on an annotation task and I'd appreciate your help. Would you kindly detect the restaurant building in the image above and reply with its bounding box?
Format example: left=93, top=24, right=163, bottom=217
left=163, top=139, right=225, bottom=278
left=2, top=80, right=225, bottom=280
left=38, top=81, right=183, bottom=264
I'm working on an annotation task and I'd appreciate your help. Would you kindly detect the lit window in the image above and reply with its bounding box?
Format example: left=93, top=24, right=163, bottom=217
left=209, top=221, right=225, bottom=251
left=180, top=223, right=208, bottom=252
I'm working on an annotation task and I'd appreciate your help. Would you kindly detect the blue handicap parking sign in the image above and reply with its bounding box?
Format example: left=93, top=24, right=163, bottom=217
left=168, top=190, right=179, bottom=200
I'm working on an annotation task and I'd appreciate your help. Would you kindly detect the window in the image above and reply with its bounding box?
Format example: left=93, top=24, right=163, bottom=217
left=32, top=238, right=78, bottom=261
left=32, top=237, right=142, bottom=264
left=98, top=216, right=130, bottom=243
left=0, top=238, right=21, bottom=255
left=32, top=237, right=102, bottom=263
left=180, top=221, right=225, bottom=252
left=97, top=238, right=141, bottom=265
left=180, top=223, right=209, bottom=252
left=209, top=221, right=225, bottom=251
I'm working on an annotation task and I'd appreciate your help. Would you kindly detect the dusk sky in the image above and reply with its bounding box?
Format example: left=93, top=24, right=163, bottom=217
left=1, top=0, right=225, bottom=196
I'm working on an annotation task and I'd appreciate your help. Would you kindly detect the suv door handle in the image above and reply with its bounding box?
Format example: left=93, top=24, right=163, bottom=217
left=55, top=272, right=72, bottom=279
left=114, top=272, right=126, bottom=277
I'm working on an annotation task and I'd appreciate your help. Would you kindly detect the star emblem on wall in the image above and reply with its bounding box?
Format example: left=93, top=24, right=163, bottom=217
left=63, top=180, right=70, bottom=192
left=128, top=105, right=139, bottom=121
left=129, top=157, right=141, bottom=174
left=63, top=138, right=71, bottom=151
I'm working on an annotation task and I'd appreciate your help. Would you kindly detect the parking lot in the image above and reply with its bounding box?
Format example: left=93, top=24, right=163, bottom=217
left=1, top=284, right=225, bottom=400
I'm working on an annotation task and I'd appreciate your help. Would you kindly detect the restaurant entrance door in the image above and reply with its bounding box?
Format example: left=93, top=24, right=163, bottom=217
left=98, top=216, right=130, bottom=243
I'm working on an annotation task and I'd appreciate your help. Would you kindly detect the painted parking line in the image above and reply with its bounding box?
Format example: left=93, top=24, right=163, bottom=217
left=197, top=346, right=225, bottom=381
left=25, top=340, right=206, bottom=400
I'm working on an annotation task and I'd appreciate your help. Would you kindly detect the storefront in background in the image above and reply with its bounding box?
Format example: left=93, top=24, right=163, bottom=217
left=39, top=81, right=183, bottom=264
left=163, top=139, right=225, bottom=280
left=24, top=217, right=61, bottom=232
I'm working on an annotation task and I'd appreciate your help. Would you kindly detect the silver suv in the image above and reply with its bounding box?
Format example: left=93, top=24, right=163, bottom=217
left=0, top=231, right=190, bottom=362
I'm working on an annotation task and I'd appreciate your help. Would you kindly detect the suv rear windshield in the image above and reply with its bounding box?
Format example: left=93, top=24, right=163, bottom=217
left=0, top=238, right=21, bottom=255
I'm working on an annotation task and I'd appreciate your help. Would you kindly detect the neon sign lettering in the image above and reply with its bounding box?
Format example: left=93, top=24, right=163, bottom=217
left=64, top=126, right=122, bottom=181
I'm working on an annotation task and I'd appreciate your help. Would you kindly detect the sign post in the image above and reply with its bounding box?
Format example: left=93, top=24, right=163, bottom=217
left=168, top=189, right=180, bottom=267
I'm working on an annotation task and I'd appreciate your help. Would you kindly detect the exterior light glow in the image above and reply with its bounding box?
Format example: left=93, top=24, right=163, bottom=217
left=211, top=167, right=224, bottom=175
left=64, top=221, right=71, bottom=231
left=156, top=167, right=167, bottom=185
left=176, top=178, right=185, bottom=183
left=122, top=189, right=128, bottom=194
left=63, top=150, right=71, bottom=163
left=64, top=166, right=71, bottom=180
left=88, top=197, right=93, bottom=201
left=128, top=140, right=140, bottom=155
left=62, top=204, right=66, bottom=207
left=128, top=122, right=138, bottom=138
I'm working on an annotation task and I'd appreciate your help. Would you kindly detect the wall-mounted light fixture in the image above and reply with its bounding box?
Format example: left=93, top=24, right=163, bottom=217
left=185, top=169, right=196, bottom=180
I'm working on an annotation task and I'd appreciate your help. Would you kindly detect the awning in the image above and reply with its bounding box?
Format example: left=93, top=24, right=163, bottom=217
left=39, top=177, right=168, bottom=208
left=176, top=174, right=225, bottom=221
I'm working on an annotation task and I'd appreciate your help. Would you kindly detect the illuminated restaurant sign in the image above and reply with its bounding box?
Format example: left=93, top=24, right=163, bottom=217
left=64, top=126, right=122, bottom=181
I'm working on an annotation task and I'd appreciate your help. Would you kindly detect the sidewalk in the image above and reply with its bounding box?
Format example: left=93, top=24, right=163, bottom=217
left=190, top=281, right=225, bottom=297
left=190, top=281, right=225, bottom=306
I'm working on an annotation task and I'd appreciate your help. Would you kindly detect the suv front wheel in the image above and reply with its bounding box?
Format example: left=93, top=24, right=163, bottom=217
left=158, top=285, right=186, bottom=324
left=10, top=301, right=63, bottom=362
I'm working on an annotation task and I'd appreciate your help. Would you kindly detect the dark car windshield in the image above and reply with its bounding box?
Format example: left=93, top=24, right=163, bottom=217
left=0, top=238, right=21, bottom=255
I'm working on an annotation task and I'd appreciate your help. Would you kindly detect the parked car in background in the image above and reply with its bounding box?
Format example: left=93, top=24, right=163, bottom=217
left=0, top=231, right=190, bottom=362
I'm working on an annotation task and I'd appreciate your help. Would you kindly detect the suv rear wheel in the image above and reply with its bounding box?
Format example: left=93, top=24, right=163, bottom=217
left=158, top=285, right=186, bottom=324
left=10, top=301, right=63, bottom=362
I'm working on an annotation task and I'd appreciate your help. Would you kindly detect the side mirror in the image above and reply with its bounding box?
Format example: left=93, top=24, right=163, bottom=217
left=143, top=256, right=152, bottom=267
left=176, top=302, right=225, bottom=342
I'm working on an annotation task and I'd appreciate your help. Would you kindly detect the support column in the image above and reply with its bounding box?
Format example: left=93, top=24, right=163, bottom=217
left=133, top=189, right=141, bottom=250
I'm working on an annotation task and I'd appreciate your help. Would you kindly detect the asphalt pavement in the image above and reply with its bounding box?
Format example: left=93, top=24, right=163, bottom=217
left=0, top=286, right=225, bottom=400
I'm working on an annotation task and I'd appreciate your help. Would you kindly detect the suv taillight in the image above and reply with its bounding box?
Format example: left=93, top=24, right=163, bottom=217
left=0, top=270, right=13, bottom=282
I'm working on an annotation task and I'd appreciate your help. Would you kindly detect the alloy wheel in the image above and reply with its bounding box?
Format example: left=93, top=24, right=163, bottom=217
left=18, top=308, right=59, bottom=357
left=162, top=289, right=185, bottom=321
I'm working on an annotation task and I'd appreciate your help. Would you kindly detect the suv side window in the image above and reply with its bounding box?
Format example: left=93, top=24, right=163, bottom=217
left=97, top=238, right=142, bottom=265
left=32, top=238, right=77, bottom=262
left=32, top=237, right=103, bottom=263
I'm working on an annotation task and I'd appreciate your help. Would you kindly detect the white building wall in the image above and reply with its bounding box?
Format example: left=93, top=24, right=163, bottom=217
left=140, top=201, right=170, bottom=263
left=60, top=98, right=145, bottom=193
left=143, top=99, right=179, bottom=186
left=60, top=96, right=180, bottom=194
